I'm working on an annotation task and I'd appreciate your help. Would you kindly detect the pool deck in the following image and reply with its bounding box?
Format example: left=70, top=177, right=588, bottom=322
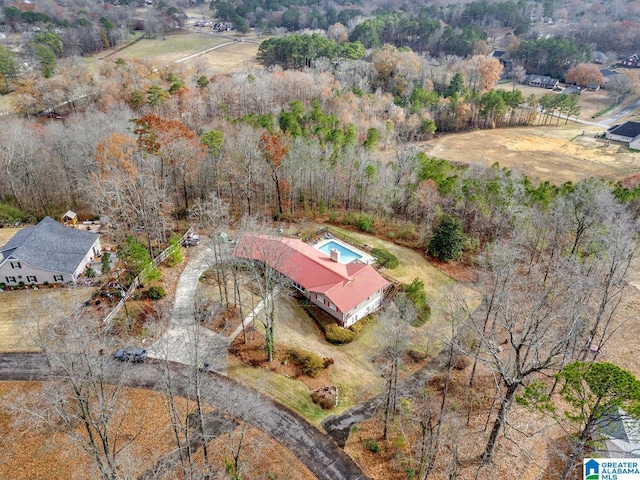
left=313, top=237, right=376, bottom=265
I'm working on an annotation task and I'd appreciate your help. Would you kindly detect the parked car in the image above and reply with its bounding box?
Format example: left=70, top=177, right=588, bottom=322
left=182, top=232, right=200, bottom=247
left=114, top=347, right=147, bottom=363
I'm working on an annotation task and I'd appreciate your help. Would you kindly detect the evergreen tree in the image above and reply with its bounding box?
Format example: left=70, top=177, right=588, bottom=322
left=428, top=215, right=465, bottom=261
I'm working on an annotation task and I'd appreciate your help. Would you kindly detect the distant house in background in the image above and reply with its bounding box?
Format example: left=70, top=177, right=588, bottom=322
left=592, top=51, right=607, bottom=64
left=606, top=121, right=640, bottom=149
left=490, top=50, right=513, bottom=72
left=0, top=217, right=101, bottom=286
left=61, top=210, right=77, bottom=227
left=234, top=234, right=390, bottom=328
left=523, top=74, right=560, bottom=89
left=621, top=53, right=640, bottom=68
left=563, top=85, right=581, bottom=95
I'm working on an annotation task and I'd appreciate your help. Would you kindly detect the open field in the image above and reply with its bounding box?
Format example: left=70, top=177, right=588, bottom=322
left=0, top=288, right=95, bottom=352
left=423, top=124, right=640, bottom=184
left=100, top=32, right=228, bottom=63
left=94, top=30, right=262, bottom=75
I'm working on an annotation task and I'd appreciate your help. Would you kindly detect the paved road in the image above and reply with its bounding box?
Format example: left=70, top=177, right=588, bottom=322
left=0, top=352, right=369, bottom=480
left=600, top=95, right=640, bottom=126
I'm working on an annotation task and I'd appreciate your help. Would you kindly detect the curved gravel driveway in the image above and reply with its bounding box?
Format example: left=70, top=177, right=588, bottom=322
left=147, top=240, right=234, bottom=374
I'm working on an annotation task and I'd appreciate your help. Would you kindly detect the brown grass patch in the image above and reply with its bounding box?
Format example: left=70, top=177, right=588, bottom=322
left=229, top=325, right=334, bottom=392
left=0, top=380, right=316, bottom=480
left=0, top=225, right=22, bottom=247
left=0, top=288, right=95, bottom=352
left=423, top=126, right=640, bottom=185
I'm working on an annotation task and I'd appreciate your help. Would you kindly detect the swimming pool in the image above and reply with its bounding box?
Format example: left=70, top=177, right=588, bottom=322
left=316, top=240, right=363, bottom=264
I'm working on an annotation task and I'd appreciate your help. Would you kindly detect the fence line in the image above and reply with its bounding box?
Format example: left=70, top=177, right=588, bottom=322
left=102, top=227, right=194, bottom=324
left=302, top=226, right=402, bottom=301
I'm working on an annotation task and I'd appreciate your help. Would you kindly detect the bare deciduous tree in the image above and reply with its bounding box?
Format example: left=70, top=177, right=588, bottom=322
left=233, top=226, right=295, bottom=362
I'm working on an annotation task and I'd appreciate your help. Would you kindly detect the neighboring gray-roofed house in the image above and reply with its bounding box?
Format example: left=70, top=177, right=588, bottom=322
left=592, top=51, right=607, bottom=64
left=606, top=121, right=640, bottom=149
left=523, top=74, right=559, bottom=89
left=600, top=68, right=619, bottom=84
left=0, top=216, right=101, bottom=286
left=595, top=409, right=640, bottom=458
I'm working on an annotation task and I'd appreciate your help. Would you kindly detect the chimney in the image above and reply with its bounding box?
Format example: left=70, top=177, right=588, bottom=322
left=329, top=248, right=340, bottom=263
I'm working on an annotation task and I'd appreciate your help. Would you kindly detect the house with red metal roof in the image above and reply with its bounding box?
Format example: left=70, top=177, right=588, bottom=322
left=234, top=234, right=390, bottom=328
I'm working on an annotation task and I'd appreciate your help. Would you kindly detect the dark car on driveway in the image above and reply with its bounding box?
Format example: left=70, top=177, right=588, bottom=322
left=114, top=347, right=147, bottom=363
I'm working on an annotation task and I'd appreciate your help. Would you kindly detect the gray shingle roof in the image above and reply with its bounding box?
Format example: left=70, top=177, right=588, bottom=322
left=0, top=217, right=99, bottom=275
left=608, top=121, right=640, bottom=139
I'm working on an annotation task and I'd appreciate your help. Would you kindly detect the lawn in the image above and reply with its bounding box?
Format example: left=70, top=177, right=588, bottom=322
left=100, top=32, right=230, bottom=64
left=0, top=226, right=20, bottom=247
left=226, top=224, right=478, bottom=425
left=0, top=288, right=94, bottom=352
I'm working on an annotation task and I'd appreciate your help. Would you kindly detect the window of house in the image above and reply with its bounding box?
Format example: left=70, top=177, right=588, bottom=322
left=10, top=261, right=21, bottom=269
left=5, top=276, right=16, bottom=284
left=26, top=276, right=37, bottom=283
left=329, top=302, right=336, bottom=311
left=53, top=275, right=64, bottom=282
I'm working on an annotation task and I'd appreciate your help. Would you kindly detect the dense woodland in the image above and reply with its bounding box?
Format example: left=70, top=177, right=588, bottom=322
left=2, top=0, right=640, bottom=82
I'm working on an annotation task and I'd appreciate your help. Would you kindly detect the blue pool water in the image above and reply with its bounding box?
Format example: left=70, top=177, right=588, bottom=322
left=316, top=241, right=362, bottom=264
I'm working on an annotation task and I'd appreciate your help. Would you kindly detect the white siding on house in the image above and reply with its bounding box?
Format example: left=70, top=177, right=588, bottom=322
left=72, top=238, right=102, bottom=279
left=344, top=290, right=384, bottom=327
left=0, top=236, right=101, bottom=286
left=606, top=132, right=634, bottom=143
left=630, top=136, right=640, bottom=150
left=308, top=289, right=385, bottom=327
left=0, top=261, right=69, bottom=285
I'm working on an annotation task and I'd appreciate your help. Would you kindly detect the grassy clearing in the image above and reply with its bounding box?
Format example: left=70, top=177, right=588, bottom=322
left=0, top=288, right=95, bottom=352
left=103, top=32, right=229, bottom=64
left=227, top=362, right=330, bottom=426
left=90, top=31, right=261, bottom=75
left=424, top=125, right=640, bottom=185
left=202, top=41, right=261, bottom=74
left=325, top=225, right=478, bottom=337
left=227, top=225, right=472, bottom=424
